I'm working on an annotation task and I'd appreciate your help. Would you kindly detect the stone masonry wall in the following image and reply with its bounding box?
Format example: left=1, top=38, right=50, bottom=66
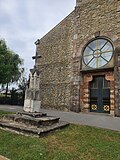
left=71, top=0, right=119, bottom=112
left=114, top=46, right=120, bottom=117
left=114, top=0, right=120, bottom=116
left=33, top=0, right=120, bottom=114
left=36, top=12, right=74, bottom=111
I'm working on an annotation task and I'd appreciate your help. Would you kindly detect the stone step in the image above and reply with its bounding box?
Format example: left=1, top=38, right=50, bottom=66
left=2, top=114, right=60, bottom=127
left=0, top=112, right=69, bottom=136
left=0, top=120, right=69, bottom=137
left=17, top=112, right=47, bottom=118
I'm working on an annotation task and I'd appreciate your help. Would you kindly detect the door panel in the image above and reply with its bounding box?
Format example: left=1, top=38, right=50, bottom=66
left=90, top=76, right=110, bottom=113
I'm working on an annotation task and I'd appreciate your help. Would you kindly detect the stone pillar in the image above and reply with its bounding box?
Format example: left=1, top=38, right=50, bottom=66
left=114, top=46, right=120, bottom=117
left=105, top=73, right=114, bottom=115
left=24, top=70, right=41, bottom=112
left=80, top=73, right=93, bottom=113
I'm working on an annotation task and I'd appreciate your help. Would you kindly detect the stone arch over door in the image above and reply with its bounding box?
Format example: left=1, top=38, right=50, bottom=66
left=80, top=71, right=114, bottom=115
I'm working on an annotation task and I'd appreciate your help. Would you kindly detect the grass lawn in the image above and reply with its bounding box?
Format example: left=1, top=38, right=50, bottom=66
left=0, top=110, right=120, bottom=160
left=0, top=110, right=13, bottom=115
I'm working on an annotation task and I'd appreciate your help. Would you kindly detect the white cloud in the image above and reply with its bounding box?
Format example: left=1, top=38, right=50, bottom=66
left=0, top=0, right=76, bottom=75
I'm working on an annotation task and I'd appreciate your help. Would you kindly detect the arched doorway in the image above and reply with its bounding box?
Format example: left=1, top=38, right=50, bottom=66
left=90, top=76, right=110, bottom=113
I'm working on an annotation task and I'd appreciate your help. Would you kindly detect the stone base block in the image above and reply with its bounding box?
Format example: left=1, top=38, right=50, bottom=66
left=110, top=110, right=114, bottom=116
left=24, top=99, right=31, bottom=112
left=24, top=99, right=41, bottom=113
left=31, top=100, right=41, bottom=112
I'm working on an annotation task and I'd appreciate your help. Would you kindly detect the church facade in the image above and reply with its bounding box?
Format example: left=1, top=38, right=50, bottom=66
left=25, top=0, right=120, bottom=116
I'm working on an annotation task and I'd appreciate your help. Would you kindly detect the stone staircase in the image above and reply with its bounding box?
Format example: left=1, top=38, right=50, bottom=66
left=0, top=112, right=69, bottom=137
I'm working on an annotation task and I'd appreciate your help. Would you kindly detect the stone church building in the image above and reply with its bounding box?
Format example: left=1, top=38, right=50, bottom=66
left=24, top=0, right=120, bottom=117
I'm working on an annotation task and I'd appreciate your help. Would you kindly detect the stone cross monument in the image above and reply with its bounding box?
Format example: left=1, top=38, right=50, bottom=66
left=24, top=55, right=42, bottom=112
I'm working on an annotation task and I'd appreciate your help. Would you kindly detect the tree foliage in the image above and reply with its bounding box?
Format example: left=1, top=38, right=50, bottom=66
left=17, top=68, right=27, bottom=92
left=0, top=39, right=23, bottom=86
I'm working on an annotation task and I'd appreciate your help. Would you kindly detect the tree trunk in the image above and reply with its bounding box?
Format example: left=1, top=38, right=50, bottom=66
left=5, top=83, right=8, bottom=98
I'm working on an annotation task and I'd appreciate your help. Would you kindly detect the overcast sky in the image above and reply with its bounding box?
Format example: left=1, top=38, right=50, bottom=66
left=0, top=0, right=76, bottom=75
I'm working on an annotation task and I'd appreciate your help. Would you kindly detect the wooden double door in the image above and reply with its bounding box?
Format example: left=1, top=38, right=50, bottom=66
left=90, top=76, right=110, bottom=113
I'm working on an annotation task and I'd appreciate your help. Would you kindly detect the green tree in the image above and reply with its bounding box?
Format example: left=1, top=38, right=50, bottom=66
left=0, top=39, right=24, bottom=96
left=17, top=68, right=27, bottom=92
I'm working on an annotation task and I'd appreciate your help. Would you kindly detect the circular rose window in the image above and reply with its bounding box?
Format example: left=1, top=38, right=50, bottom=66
left=83, top=38, right=114, bottom=68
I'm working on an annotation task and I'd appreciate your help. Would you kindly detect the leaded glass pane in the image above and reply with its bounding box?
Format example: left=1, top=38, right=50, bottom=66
left=84, top=47, right=93, bottom=56
left=101, top=42, right=112, bottom=52
left=98, top=57, right=106, bottom=68
left=83, top=38, right=114, bottom=69
left=84, top=55, right=94, bottom=64
left=88, top=41, right=96, bottom=51
left=98, top=39, right=107, bottom=48
left=89, top=58, right=97, bottom=68
left=101, top=52, right=112, bottom=61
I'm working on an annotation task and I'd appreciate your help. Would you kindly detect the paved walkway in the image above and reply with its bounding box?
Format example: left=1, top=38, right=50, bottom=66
left=0, top=105, right=120, bottom=132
